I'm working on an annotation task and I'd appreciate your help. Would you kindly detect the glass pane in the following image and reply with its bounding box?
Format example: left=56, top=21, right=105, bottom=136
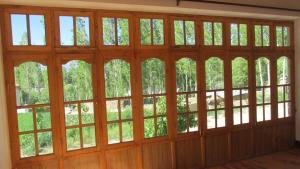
left=178, top=114, right=187, bottom=133
left=117, top=18, right=129, bottom=46
left=11, top=14, right=28, bottom=45
left=122, top=121, right=133, bottom=142
left=285, top=86, right=291, bottom=101
left=36, top=107, right=51, bottom=130
left=17, top=108, right=34, bottom=132
left=15, top=62, right=49, bottom=106
left=256, top=88, right=263, bottom=104
left=106, top=100, right=119, bottom=121
left=207, top=111, right=215, bottom=129
left=240, top=24, right=247, bottom=46
left=76, top=17, right=90, bottom=46
left=206, top=92, right=215, bottom=110
left=177, top=94, right=186, bottom=113
left=63, top=60, right=93, bottom=102
left=265, top=88, right=271, bottom=103
left=254, top=25, right=262, bottom=46
left=59, top=16, right=74, bottom=46
left=142, top=58, right=165, bottom=95
left=276, top=26, right=283, bottom=47
left=255, top=57, right=270, bottom=86
left=66, top=128, right=80, bottom=150
left=153, top=19, right=164, bottom=45
left=108, top=123, right=120, bottom=144
left=233, top=90, right=241, bottom=107
left=19, top=133, right=35, bottom=158
left=256, top=106, right=263, bottom=122
left=176, top=58, right=197, bottom=92
left=205, top=57, right=224, bottom=90
left=140, top=19, right=151, bottom=45
left=265, top=105, right=271, bottom=120
left=157, top=116, right=167, bottom=136
left=174, top=20, right=184, bottom=45
left=216, top=91, right=225, bottom=109
left=214, top=22, right=222, bottom=45
left=189, top=113, right=198, bottom=132
left=233, top=108, right=240, bottom=125
left=143, top=97, right=154, bottom=117
left=278, top=86, right=284, bottom=102
left=262, top=25, right=270, bottom=46
left=283, top=27, right=290, bottom=46
left=103, top=17, right=116, bottom=45
left=232, top=57, right=248, bottom=88
left=217, top=110, right=225, bottom=127
left=156, top=96, right=166, bottom=115
left=81, top=102, right=94, bottom=124
left=203, top=22, right=213, bottom=45
left=242, top=107, right=249, bottom=124
left=277, top=57, right=290, bottom=85
left=144, top=118, right=155, bottom=138
left=121, top=99, right=132, bottom=120
left=37, top=131, right=53, bottom=155
left=278, top=103, right=284, bottom=118
left=82, top=126, right=96, bottom=148
left=105, top=59, right=131, bottom=98
left=185, top=21, right=195, bottom=45
left=285, top=102, right=291, bottom=117
left=64, top=104, right=79, bottom=126
left=242, top=90, right=249, bottom=106
left=188, top=93, right=197, bottom=112
left=230, top=24, right=238, bottom=46
left=29, top=15, right=46, bottom=46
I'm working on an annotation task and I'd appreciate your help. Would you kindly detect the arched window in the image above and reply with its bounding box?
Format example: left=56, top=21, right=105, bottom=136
left=62, top=60, right=96, bottom=151
left=176, top=58, right=198, bottom=133
left=277, top=56, right=291, bottom=118
left=232, top=57, right=249, bottom=125
left=14, top=62, right=53, bottom=158
left=142, top=58, right=167, bottom=138
left=255, top=57, right=271, bottom=122
left=205, top=57, right=225, bottom=129
left=104, top=59, right=133, bottom=144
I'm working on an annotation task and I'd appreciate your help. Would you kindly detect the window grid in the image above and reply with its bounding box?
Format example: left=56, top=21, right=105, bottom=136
left=276, top=26, right=290, bottom=47
left=140, top=18, right=164, bottom=46
left=254, top=24, right=270, bottom=47
left=174, top=19, right=195, bottom=46
left=230, top=23, right=247, bottom=47
left=277, top=85, right=291, bottom=118
left=143, top=94, right=167, bottom=138
left=206, top=89, right=226, bottom=129
left=17, top=104, right=53, bottom=158
left=105, top=97, right=133, bottom=144
left=102, top=17, right=130, bottom=46
left=232, top=87, right=249, bottom=125
left=203, top=21, right=223, bottom=46
left=176, top=92, right=198, bottom=133
left=256, top=86, right=271, bottom=122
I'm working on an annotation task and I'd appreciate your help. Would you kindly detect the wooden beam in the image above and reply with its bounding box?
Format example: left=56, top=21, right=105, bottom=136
left=180, top=0, right=300, bottom=12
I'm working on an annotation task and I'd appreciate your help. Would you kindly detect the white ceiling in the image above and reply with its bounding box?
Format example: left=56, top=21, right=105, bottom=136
left=203, top=0, right=300, bottom=10
left=0, top=0, right=300, bottom=20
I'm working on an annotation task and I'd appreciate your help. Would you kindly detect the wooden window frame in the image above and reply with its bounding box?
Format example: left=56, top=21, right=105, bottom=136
left=57, top=54, right=99, bottom=156
left=227, top=19, right=251, bottom=49
left=252, top=21, right=274, bottom=49
left=170, top=16, right=199, bottom=48
left=4, top=7, right=51, bottom=51
left=201, top=17, right=226, bottom=49
left=203, top=53, right=228, bottom=132
left=54, top=11, right=95, bottom=50
left=98, top=12, right=134, bottom=49
left=274, top=22, right=294, bottom=49
left=135, top=13, right=169, bottom=49
left=173, top=53, right=201, bottom=137
left=275, top=55, right=293, bottom=120
left=230, top=55, right=251, bottom=127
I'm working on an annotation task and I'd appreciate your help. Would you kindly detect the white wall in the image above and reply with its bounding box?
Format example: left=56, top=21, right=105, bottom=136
left=295, top=19, right=300, bottom=141
left=0, top=27, right=11, bottom=169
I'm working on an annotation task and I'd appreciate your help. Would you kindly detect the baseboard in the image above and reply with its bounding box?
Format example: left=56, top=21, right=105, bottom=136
left=295, top=141, right=300, bottom=148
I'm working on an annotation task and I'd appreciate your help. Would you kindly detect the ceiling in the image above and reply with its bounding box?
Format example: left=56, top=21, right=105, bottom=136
left=181, top=0, right=300, bottom=11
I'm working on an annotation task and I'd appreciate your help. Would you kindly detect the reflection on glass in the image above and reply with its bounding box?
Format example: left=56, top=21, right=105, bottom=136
left=76, top=17, right=90, bottom=46
left=29, top=15, right=46, bottom=46
left=11, top=14, right=28, bottom=45
left=59, top=16, right=74, bottom=46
